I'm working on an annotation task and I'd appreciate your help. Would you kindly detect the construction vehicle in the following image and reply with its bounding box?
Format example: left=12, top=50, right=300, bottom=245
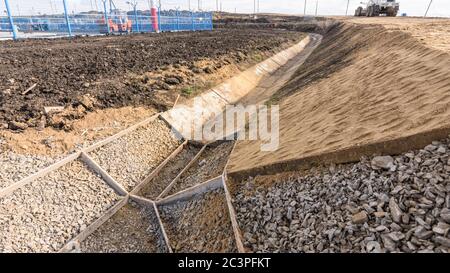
left=98, top=9, right=133, bottom=34
left=355, top=0, right=400, bottom=17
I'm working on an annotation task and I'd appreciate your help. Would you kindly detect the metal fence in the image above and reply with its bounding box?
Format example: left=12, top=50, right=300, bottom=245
left=0, top=0, right=213, bottom=40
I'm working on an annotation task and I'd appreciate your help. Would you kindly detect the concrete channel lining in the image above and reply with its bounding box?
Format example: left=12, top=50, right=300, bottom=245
left=154, top=171, right=245, bottom=253
left=156, top=175, right=224, bottom=206
left=161, top=35, right=312, bottom=139
left=152, top=141, right=248, bottom=253
left=58, top=196, right=129, bottom=253
left=74, top=36, right=312, bottom=252
left=160, top=91, right=230, bottom=141
left=130, top=140, right=188, bottom=196
left=222, top=175, right=246, bottom=253
left=221, top=141, right=246, bottom=253
left=155, top=138, right=236, bottom=200
left=129, top=195, right=174, bottom=253
left=0, top=113, right=161, bottom=200
left=58, top=140, right=244, bottom=253
left=60, top=195, right=174, bottom=253
left=0, top=151, right=82, bottom=199
left=1, top=37, right=313, bottom=253
left=156, top=144, right=208, bottom=200
left=80, top=152, right=128, bottom=197
left=81, top=113, right=160, bottom=154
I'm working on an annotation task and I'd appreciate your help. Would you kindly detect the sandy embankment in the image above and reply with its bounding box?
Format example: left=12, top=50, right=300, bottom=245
left=228, top=19, right=450, bottom=176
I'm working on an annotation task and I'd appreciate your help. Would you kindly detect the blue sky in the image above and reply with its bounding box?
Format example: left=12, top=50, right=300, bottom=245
left=2, top=0, right=449, bottom=17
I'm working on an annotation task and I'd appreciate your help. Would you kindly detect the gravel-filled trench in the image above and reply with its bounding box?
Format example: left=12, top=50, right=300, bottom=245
left=137, top=143, right=203, bottom=200
left=0, top=152, right=60, bottom=190
left=0, top=160, right=120, bottom=253
left=80, top=201, right=168, bottom=253
left=232, top=137, right=450, bottom=253
left=158, top=188, right=237, bottom=253
left=89, top=119, right=182, bottom=192
left=167, top=141, right=234, bottom=196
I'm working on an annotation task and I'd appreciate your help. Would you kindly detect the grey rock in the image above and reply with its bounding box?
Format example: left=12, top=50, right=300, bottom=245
left=381, top=234, right=397, bottom=252
left=352, top=211, right=368, bottom=224
left=366, top=241, right=382, bottom=253
left=414, top=226, right=433, bottom=240
left=440, top=208, right=450, bottom=223
left=287, top=207, right=293, bottom=220
left=371, top=156, right=395, bottom=170
left=388, top=231, right=405, bottom=242
left=0, top=160, right=119, bottom=253
left=164, top=77, right=181, bottom=85
left=234, top=137, right=450, bottom=253
left=389, top=198, right=403, bottom=223
left=424, top=144, right=436, bottom=152
left=432, top=222, right=449, bottom=235
left=434, top=236, right=450, bottom=248
left=375, top=225, right=387, bottom=232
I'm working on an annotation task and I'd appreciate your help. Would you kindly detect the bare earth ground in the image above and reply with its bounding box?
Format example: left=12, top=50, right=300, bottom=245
left=0, top=29, right=300, bottom=129
left=228, top=17, right=450, bottom=176
left=0, top=29, right=302, bottom=158
left=0, top=106, right=156, bottom=157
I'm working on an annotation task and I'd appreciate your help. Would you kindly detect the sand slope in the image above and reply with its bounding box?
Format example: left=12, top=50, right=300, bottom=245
left=341, top=17, right=450, bottom=53
left=228, top=21, right=450, bottom=176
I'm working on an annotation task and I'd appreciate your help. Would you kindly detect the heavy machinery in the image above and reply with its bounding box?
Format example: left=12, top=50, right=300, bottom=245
left=355, top=0, right=400, bottom=17
left=98, top=9, right=133, bottom=34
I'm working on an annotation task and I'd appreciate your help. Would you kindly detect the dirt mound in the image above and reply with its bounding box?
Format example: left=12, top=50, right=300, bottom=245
left=214, top=14, right=329, bottom=33
left=228, top=21, right=450, bottom=177
left=0, top=29, right=300, bottom=129
left=0, top=106, right=156, bottom=157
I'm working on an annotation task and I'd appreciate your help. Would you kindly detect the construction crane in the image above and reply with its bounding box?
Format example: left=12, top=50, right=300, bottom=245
left=355, top=0, right=400, bottom=17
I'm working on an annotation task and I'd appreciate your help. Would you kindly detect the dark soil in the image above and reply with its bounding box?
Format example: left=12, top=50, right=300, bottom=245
left=214, top=13, right=329, bottom=33
left=0, top=29, right=300, bottom=130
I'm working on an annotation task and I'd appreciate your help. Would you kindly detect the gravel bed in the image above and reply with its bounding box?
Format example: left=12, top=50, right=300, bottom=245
left=89, top=119, right=181, bottom=192
left=0, top=151, right=59, bottom=190
left=159, top=189, right=238, bottom=253
left=167, top=141, right=234, bottom=196
left=80, top=201, right=168, bottom=253
left=0, top=160, right=120, bottom=253
left=137, top=143, right=202, bottom=200
left=233, top=138, right=450, bottom=253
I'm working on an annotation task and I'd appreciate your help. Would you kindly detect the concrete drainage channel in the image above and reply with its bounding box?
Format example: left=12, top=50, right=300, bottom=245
left=0, top=34, right=319, bottom=253
left=58, top=137, right=241, bottom=253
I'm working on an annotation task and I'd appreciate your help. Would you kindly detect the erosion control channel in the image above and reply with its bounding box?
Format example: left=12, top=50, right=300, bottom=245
left=0, top=35, right=318, bottom=253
